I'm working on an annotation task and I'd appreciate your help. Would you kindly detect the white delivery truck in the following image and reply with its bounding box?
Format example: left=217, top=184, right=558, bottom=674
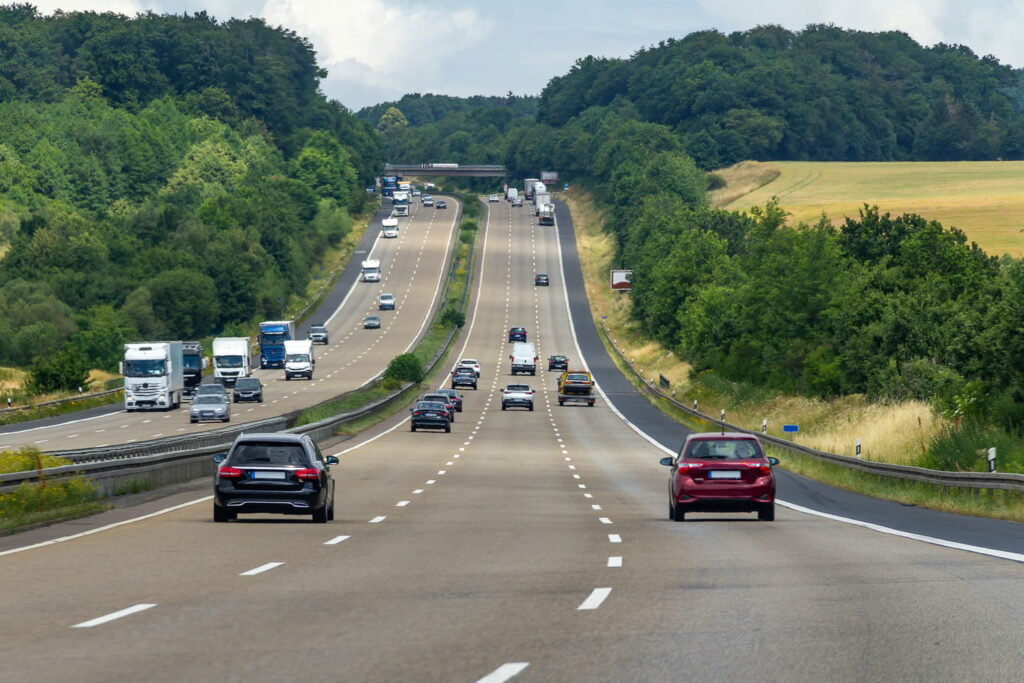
left=122, top=341, right=185, bottom=411
left=382, top=217, right=399, bottom=238
left=510, top=341, right=538, bottom=376
left=362, top=258, right=381, bottom=282
left=284, top=339, right=315, bottom=380
left=524, top=178, right=540, bottom=199
left=507, top=187, right=519, bottom=202
left=534, top=192, right=551, bottom=215
left=212, top=337, right=251, bottom=387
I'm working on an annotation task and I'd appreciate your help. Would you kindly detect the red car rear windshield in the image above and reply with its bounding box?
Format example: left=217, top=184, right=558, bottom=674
left=683, top=439, right=764, bottom=460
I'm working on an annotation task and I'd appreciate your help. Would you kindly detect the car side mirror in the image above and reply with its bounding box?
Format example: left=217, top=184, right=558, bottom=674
left=213, top=453, right=226, bottom=463
left=326, top=456, right=339, bottom=465
left=659, top=456, right=673, bottom=466
left=768, top=457, right=780, bottom=466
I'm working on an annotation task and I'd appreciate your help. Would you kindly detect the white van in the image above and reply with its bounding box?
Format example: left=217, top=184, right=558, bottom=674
left=382, top=217, right=399, bottom=238
left=283, top=339, right=314, bottom=380
left=361, top=259, right=381, bottom=282
left=392, top=204, right=409, bottom=217
left=510, top=342, right=537, bottom=375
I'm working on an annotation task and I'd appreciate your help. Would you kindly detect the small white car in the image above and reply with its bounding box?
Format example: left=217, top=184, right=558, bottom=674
left=379, top=293, right=396, bottom=310
left=488, top=195, right=500, bottom=203
left=457, top=358, right=481, bottom=377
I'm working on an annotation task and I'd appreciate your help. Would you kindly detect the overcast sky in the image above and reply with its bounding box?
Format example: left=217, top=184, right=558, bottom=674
left=28, top=0, right=1024, bottom=111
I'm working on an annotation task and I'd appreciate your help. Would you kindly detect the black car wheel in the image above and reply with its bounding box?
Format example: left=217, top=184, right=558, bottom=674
left=214, top=505, right=232, bottom=523
left=444, top=423, right=451, bottom=433
left=327, top=497, right=335, bottom=521
left=312, top=504, right=329, bottom=523
left=671, top=501, right=686, bottom=521
left=411, top=424, right=417, bottom=432
left=758, top=504, right=775, bottom=521
left=528, top=404, right=534, bottom=411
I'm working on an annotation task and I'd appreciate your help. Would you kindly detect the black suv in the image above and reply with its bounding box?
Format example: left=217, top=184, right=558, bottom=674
left=411, top=401, right=451, bottom=432
left=548, top=355, right=568, bottom=371
left=233, top=377, right=264, bottom=403
left=452, top=368, right=478, bottom=390
left=508, top=327, right=527, bottom=342
left=213, top=433, right=337, bottom=523
left=535, top=274, right=549, bottom=286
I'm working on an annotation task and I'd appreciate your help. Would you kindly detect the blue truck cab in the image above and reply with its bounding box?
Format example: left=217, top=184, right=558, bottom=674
left=259, top=320, right=295, bottom=369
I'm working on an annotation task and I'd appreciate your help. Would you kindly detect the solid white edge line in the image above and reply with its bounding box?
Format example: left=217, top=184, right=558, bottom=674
left=324, top=535, right=351, bottom=545
left=0, top=408, right=126, bottom=439
left=776, top=500, right=1024, bottom=563
left=577, top=587, right=612, bottom=610
left=72, top=603, right=157, bottom=628
left=477, top=662, right=530, bottom=683
left=556, top=202, right=1024, bottom=565
left=240, top=562, right=284, bottom=576
left=0, top=495, right=213, bottom=558
left=324, top=229, right=384, bottom=327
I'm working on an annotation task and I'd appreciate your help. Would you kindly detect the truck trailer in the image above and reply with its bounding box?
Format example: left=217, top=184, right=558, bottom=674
left=182, top=341, right=205, bottom=396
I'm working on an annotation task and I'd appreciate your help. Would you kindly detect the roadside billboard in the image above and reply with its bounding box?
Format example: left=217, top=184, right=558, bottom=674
left=541, top=171, right=559, bottom=183
left=611, top=270, right=633, bottom=290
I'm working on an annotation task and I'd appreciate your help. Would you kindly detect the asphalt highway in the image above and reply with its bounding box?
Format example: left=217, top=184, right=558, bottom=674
left=0, top=197, right=461, bottom=452
left=0, top=197, right=1021, bottom=682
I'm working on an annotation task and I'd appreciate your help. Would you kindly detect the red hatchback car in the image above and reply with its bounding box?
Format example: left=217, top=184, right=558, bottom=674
left=660, top=432, right=779, bottom=521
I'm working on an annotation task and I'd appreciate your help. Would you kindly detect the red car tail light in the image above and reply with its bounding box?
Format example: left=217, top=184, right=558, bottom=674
left=413, top=411, right=425, bottom=416
left=294, top=468, right=320, bottom=481
left=745, top=462, right=773, bottom=475
left=218, top=466, right=244, bottom=478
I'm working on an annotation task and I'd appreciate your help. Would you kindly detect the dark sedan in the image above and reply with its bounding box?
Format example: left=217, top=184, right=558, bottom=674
left=423, top=392, right=457, bottom=421
left=213, top=433, right=337, bottom=523
left=411, top=401, right=451, bottom=432
left=535, top=274, right=549, bottom=286
left=508, top=326, right=527, bottom=342
left=436, top=200, right=447, bottom=209
left=436, top=388, right=463, bottom=412
left=232, top=377, right=264, bottom=403
left=452, top=368, right=478, bottom=390
left=548, top=355, right=568, bottom=371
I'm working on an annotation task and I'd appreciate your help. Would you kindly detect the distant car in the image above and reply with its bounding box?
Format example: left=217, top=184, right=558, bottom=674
left=660, top=432, right=778, bottom=522
left=378, top=293, right=396, bottom=310
left=422, top=197, right=434, bottom=207
left=365, top=186, right=376, bottom=194
left=423, top=393, right=457, bottom=421
left=548, top=355, right=568, bottom=371
left=410, top=400, right=451, bottom=432
left=457, top=358, right=481, bottom=377
left=436, top=388, right=463, bottom=412
left=452, top=368, right=478, bottom=390
left=191, top=394, right=230, bottom=423
left=488, top=194, right=500, bottom=203
left=195, top=383, right=228, bottom=399
left=363, top=315, right=381, bottom=329
left=511, top=198, right=523, bottom=207
left=213, top=432, right=337, bottom=523
left=412, top=189, right=422, bottom=196
left=308, top=325, right=329, bottom=344
left=382, top=224, right=399, bottom=238
left=232, top=377, right=264, bottom=403
left=435, top=200, right=448, bottom=209
left=501, top=383, right=535, bottom=411
left=508, top=327, right=527, bottom=342
left=535, top=274, right=549, bottom=286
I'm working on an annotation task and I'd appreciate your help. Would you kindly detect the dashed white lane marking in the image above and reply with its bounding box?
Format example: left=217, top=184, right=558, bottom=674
left=477, top=663, right=530, bottom=683
left=608, top=534, right=622, bottom=543
left=72, top=603, right=157, bottom=628
left=577, top=484, right=587, bottom=489
left=396, top=501, right=410, bottom=507
left=426, top=479, right=436, bottom=485
left=437, top=470, right=446, bottom=475
left=240, top=562, right=284, bottom=576
left=591, top=505, right=602, bottom=510
left=583, top=493, right=593, bottom=499
left=577, top=587, right=612, bottom=610
left=608, top=556, right=623, bottom=568
left=369, top=516, right=387, bottom=523
left=598, top=517, right=613, bottom=524
left=412, top=489, right=424, bottom=494
left=324, top=535, right=351, bottom=545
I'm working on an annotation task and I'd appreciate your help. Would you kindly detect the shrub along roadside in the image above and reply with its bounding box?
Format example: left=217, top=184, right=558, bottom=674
left=0, top=449, right=105, bottom=533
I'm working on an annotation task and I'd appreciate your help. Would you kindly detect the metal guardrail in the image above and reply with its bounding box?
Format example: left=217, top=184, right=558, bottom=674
left=0, top=388, right=122, bottom=416
left=597, top=322, right=1024, bottom=493
left=0, top=197, right=476, bottom=494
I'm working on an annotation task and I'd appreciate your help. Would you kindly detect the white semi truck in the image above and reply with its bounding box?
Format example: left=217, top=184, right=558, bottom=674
left=534, top=192, right=551, bottom=215
left=284, top=339, right=315, bottom=380
left=524, top=178, right=540, bottom=199
left=212, top=337, right=251, bottom=387
left=122, top=341, right=185, bottom=411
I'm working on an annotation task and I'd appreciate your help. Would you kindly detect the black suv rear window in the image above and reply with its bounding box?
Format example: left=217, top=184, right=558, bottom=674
left=230, top=443, right=310, bottom=466
left=235, top=378, right=259, bottom=388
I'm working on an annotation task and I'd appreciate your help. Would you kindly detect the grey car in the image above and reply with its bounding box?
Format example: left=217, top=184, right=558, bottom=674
left=363, top=315, right=381, bottom=329
left=308, top=325, right=329, bottom=344
left=191, top=394, right=230, bottom=422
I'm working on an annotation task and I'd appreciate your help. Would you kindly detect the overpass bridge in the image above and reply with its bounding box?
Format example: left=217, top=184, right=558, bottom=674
left=384, top=163, right=507, bottom=178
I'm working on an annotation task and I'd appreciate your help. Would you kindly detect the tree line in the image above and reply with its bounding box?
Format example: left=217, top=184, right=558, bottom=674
left=0, top=8, right=382, bottom=390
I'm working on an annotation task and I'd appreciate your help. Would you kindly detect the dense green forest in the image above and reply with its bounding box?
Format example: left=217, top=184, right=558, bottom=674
left=370, top=25, right=1024, bottom=468
left=0, top=6, right=382, bottom=388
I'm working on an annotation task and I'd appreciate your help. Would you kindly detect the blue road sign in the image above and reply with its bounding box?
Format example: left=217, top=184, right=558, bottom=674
left=782, top=424, right=799, bottom=433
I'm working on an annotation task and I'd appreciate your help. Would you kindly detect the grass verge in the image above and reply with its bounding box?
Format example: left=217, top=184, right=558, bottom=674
left=0, top=390, right=124, bottom=428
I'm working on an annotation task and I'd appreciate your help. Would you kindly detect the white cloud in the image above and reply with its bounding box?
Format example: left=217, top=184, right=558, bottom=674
left=260, top=0, right=492, bottom=94
left=31, top=0, right=147, bottom=15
